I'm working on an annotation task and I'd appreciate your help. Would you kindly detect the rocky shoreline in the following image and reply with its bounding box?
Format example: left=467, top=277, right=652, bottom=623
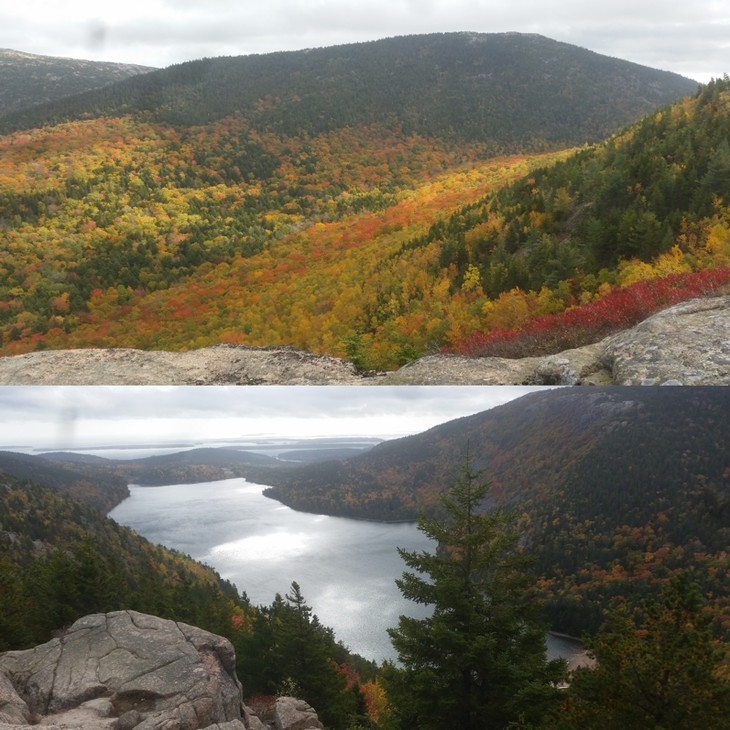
left=1, top=296, right=727, bottom=385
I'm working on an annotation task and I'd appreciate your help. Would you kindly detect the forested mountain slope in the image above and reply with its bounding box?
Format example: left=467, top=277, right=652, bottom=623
left=0, top=447, right=284, bottom=511
left=0, top=472, right=244, bottom=650
left=0, top=35, right=716, bottom=369
left=0, top=48, right=154, bottom=116
left=0, top=33, right=697, bottom=143
left=433, top=76, right=730, bottom=304
left=261, top=387, right=729, bottom=518
left=262, top=386, right=730, bottom=633
left=0, top=450, right=129, bottom=512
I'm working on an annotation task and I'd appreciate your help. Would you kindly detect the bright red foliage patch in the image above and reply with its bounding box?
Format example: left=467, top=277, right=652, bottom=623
left=448, top=268, right=730, bottom=358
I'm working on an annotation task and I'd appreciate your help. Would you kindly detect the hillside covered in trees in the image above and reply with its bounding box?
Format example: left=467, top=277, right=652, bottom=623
left=0, top=48, right=154, bottom=117
left=0, top=449, right=130, bottom=512
left=0, top=473, right=241, bottom=649
left=434, top=75, right=730, bottom=353
left=0, top=34, right=719, bottom=369
left=0, top=33, right=696, bottom=142
left=2, top=385, right=729, bottom=727
left=262, top=386, right=730, bottom=635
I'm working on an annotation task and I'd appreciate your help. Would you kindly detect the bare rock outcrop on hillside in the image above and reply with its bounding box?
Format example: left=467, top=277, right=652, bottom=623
left=0, top=610, right=321, bottom=730
left=0, top=296, right=727, bottom=385
left=599, top=295, right=730, bottom=385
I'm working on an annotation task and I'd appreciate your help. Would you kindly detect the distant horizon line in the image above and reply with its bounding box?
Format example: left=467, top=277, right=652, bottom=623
left=0, top=434, right=389, bottom=457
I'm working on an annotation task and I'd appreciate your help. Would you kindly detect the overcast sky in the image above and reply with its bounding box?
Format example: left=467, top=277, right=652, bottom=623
left=0, top=385, right=549, bottom=453
left=0, top=0, right=726, bottom=83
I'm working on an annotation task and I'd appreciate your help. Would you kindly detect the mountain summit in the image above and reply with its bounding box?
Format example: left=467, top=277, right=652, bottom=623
left=0, top=33, right=697, bottom=146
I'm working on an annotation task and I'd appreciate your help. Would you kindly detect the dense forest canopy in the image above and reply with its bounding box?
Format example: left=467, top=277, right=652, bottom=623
left=431, top=75, right=730, bottom=295
left=0, top=36, right=726, bottom=370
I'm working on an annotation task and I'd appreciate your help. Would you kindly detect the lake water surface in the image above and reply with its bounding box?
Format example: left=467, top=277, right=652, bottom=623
left=109, top=478, right=581, bottom=663
left=109, top=478, right=434, bottom=661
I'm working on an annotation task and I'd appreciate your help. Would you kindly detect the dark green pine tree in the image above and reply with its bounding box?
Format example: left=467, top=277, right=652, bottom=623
left=702, top=137, right=730, bottom=199
left=234, top=606, right=279, bottom=696
left=556, top=572, right=730, bottom=730
left=0, top=556, right=33, bottom=650
left=382, top=457, right=565, bottom=730
left=269, top=581, right=353, bottom=728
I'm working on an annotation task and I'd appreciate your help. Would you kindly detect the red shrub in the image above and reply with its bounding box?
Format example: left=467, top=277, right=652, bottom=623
left=449, top=268, right=730, bottom=358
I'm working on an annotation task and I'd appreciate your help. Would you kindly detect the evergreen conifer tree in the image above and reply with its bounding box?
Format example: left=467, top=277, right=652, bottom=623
left=382, top=457, right=565, bottom=729
left=556, top=572, right=730, bottom=730
left=268, top=581, right=360, bottom=728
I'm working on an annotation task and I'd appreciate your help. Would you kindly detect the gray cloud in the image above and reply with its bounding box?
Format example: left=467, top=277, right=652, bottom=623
left=0, top=385, right=537, bottom=421
left=0, top=386, right=548, bottom=450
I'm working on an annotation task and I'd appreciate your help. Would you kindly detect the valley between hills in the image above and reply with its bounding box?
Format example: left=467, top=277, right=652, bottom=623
left=1, top=386, right=728, bottom=638
left=1, top=386, right=728, bottom=727
left=1, top=33, right=728, bottom=376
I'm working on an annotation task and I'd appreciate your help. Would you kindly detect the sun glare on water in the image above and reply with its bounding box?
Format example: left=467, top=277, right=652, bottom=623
left=211, top=532, right=312, bottom=561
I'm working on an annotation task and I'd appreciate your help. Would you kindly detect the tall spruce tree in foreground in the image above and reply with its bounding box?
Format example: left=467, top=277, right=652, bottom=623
left=382, top=457, right=565, bottom=729
left=250, top=581, right=369, bottom=730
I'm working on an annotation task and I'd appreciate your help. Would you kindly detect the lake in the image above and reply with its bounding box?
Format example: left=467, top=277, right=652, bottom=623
left=109, top=477, right=582, bottom=664
left=109, top=478, right=434, bottom=662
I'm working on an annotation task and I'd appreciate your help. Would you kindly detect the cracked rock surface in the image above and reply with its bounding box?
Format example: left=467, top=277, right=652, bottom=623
left=0, top=296, right=727, bottom=385
left=0, top=611, right=247, bottom=730
left=599, top=295, right=730, bottom=385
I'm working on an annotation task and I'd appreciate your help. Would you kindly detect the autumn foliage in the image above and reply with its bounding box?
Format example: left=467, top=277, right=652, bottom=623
left=0, top=115, right=567, bottom=367
left=1, top=78, right=729, bottom=369
left=449, top=267, right=730, bottom=358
